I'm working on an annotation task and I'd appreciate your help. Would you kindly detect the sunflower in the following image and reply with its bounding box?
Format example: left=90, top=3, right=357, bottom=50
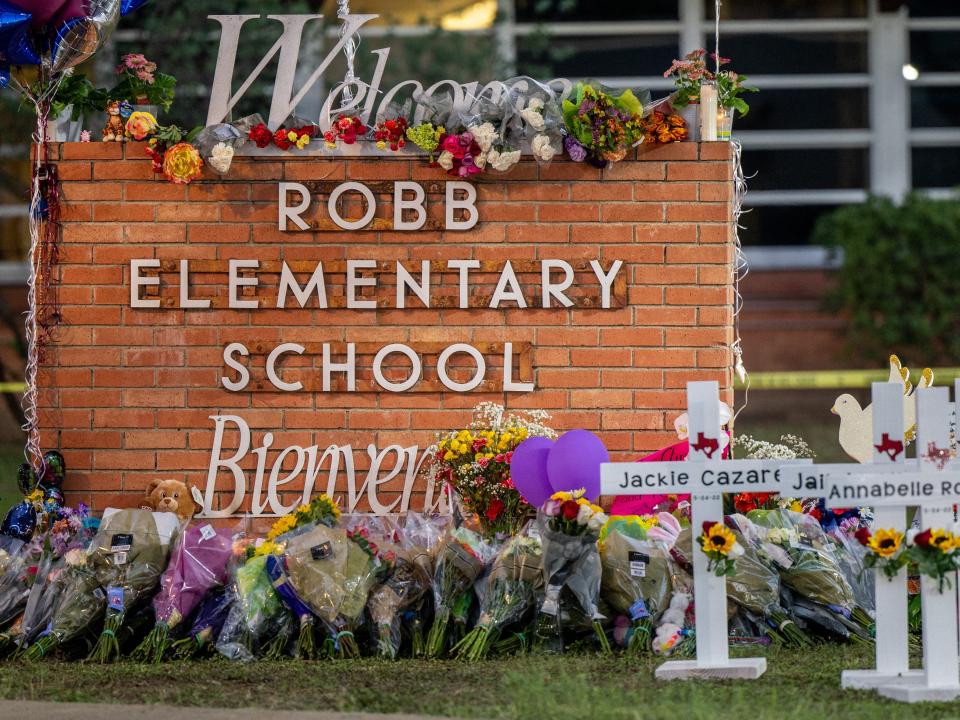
left=868, top=528, right=904, bottom=558
left=928, top=529, right=954, bottom=554
left=702, top=522, right=737, bottom=556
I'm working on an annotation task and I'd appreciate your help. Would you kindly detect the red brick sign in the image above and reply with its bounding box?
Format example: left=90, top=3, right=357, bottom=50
left=40, top=141, right=733, bottom=516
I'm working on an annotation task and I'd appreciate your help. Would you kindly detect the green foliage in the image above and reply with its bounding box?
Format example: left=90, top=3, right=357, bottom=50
left=50, top=74, right=108, bottom=120
left=109, top=71, right=177, bottom=111
left=814, top=194, right=960, bottom=365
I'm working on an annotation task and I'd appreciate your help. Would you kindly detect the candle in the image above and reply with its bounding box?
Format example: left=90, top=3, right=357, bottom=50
left=700, top=84, right=718, bottom=141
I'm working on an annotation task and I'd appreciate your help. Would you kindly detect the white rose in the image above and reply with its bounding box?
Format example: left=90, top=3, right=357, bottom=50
left=209, top=142, right=235, bottom=174
left=520, top=106, right=545, bottom=131
left=576, top=503, right=593, bottom=526
left=906, top=528, right=918, bottom=545
left=491, top=148, right=521, bottom=172
left=437, top=150, right=454, bottom=170
left=588, top=510, right=607, bottom=532
left=474, top=151, right=487, bottom=169
left=531, top=134, right=556, bottom=162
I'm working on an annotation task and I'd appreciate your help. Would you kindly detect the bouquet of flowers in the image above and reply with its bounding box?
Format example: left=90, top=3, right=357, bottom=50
left=264, top=552, right=322, bottom=659
left=132, top=521, right=234, bottom=662
left=23, top=551, right=105, bottom=659
left=726, top=515, right=809, bottom=646
left=746, top=509, right=871, bottom=639
left=562, top=82, right=647, bottom=165
left=599, top=514, right=676, bottom=654
left=13, top=506, right=99, bottom=651
left=639, top=111, right=687, bottom=144
left=904, top=527, right=960, bottom=593
left=395, top=513, right=451, bottom=656
left=367, top=546, right=431, bottom=658
left=0, top=537, right=29, bottom=628
left=281, top=522, right=387, bottom=658
left=323, top=114, right=366, bottom=148
left=169, top=586, right=232, bottom=659
left=405, top=121, right=445, bottom=162
left=535, top=490, right=609, bottom=653
left=427, top=402, right=556, bottom=538
left=374, top=115, right=408, bottom=151
left=425, top=526, right=492, bottom=657
left=216, top=546, right=294, bottom=661
left=853, top=525, right=908, bottom=582
left=453, top=528, right=543, bottom=660
left=828, top=516, right=876, bottom=615
left=87, top=509, right=180, bottom=662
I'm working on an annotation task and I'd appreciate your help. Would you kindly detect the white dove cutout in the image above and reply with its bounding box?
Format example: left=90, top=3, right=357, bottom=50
left=831, top=355, right=934, bottom=463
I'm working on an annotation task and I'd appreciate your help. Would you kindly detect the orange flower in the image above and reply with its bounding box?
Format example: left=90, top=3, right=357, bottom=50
left=162, top=142, right=203, bottom=184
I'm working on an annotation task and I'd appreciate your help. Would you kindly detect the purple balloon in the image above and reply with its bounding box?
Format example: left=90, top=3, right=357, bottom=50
left=509, top=436, right=555, bottom=507
left=546, top=429, right=609, bottom=501
left=7, top=0, right=70, bottom=28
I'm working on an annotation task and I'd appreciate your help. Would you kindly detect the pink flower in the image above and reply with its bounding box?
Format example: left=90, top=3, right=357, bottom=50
left=477, top=457, right=489, bottom=468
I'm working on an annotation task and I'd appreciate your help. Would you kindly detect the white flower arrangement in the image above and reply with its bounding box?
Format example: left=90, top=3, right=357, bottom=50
left=531, top=134, right=556, bottom=162
left=487, top=147, right=521, bottom=172
left=733, top=434, right=815, bottom=460
left=467, top=122, right=499, bottom=153
left=208, top=142, right=235, bottom=174
left=520, top=97, right=546, bottom=131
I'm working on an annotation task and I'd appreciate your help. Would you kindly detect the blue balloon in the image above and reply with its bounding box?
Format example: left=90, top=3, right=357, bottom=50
left=0, top=1, right=40, bottom=66
left=120, top=0, right=148, bottom=15
left=2, top=501, right=37, bottom=541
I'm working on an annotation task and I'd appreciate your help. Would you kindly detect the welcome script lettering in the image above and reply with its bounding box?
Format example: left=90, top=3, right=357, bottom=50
left=127, top=181, right=627, bottom=516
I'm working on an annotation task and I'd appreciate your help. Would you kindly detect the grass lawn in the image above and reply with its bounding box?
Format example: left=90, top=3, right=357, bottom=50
left=0, top=645, right=953, bottom=719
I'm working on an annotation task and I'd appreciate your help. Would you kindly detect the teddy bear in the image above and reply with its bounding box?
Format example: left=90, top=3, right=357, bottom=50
left=102, top=100, right=125, bottom=142
left=143, top=479, right=200, bottom=522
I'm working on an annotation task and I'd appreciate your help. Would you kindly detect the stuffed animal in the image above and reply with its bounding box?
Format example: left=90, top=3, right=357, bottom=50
left=652, top=592, right=691, bottom=656
left=102, top=100, right=125, bottom=142
left=144, top=479, right=199, bottom=522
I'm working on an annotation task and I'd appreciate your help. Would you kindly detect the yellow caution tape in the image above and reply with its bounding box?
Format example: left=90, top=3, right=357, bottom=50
left=0, top=383, right=25, bottom=393
left=736, top=368, right=960, bottom=390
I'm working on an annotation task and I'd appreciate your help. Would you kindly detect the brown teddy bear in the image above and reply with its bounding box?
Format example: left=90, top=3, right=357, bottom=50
left=143, top=479, right=200, bottom=522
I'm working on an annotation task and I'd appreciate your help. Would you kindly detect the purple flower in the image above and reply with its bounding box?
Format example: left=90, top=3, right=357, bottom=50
left=564, top=135, right=587, bottom=162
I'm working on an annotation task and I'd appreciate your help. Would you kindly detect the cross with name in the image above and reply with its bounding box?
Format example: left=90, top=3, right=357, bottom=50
left=777, top=381, right=960, bottom=699
left=600, top=380, right=811, bottom=680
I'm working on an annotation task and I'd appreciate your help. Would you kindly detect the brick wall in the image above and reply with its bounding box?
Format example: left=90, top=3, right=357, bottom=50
left=39, top=141, right=734, bottom=514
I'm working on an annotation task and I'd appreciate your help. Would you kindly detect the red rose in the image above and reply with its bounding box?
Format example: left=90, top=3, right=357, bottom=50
left=914, top=529, right=932, bottom=547
left=807, top=506, right=822, bottom=521
left=485, top=498, right=504, bottom=522
left=733, top=494, right=756, bottom=513
left=702, top=520, right=717, bottom=533
left=561, top=500, right=579, bottom=521
left=854, top=527, right=871, bottom=546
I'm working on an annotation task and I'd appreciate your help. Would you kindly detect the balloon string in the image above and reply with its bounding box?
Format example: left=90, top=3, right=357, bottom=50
left=14, top=70, right=65, bottom=473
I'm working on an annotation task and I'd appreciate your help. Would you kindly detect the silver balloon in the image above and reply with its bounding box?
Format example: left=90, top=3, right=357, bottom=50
left=51, top=0, right=121, bottom=73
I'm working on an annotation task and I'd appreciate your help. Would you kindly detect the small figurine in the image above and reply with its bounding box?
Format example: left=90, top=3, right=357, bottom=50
left=102, top=100, right=125, bottom=142
left=80, top=130, right=91, bottom=142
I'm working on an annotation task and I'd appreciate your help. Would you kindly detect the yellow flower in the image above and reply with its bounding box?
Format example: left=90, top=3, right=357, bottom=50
left=125, top=111, right=158, bottom=141
left=287, top=130, right=298, bottom=142
left=267, top=513, right=298, bottom=540
left=162, top=142, right=203, bottom=184
left=253, top=540, right=284, bottom=557
left=443, top=450, right=455, bottom=461
left=702, top=523, right=737, bottom=556
left=789, top=501, right=803, bottom=513
left=929, top=529, right=954, bottom=554
left=325, top=141, right=336, bottom=149
left=295, top=134, right=310, bottom=150
left=868, top=528, right=903, bottom=558
left=376, top=140, right=387, bottom=150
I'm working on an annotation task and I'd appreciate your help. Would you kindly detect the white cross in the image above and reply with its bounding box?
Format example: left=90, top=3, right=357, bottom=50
left=778, top=382, right=960, bottom=698
left=825, top=385, right=959, bottom=703
left=600, top=380, right=810, bottom=680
